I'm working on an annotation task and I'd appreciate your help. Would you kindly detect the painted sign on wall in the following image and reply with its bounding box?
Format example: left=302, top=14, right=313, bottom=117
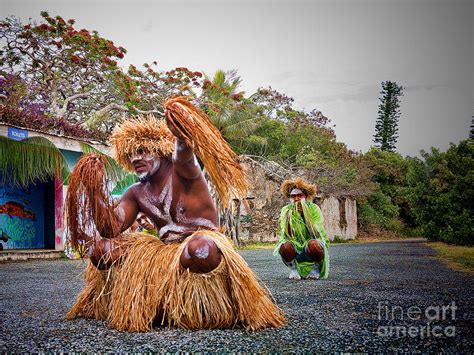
left=7, top=127, right=28, bottom=140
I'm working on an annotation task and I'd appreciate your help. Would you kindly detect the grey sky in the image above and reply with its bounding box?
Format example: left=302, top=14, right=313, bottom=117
left=2, top=0, right=472, bottom=157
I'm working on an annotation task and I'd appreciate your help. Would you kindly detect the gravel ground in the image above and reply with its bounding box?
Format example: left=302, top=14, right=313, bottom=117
left=0, top=240, right=472, bottom=352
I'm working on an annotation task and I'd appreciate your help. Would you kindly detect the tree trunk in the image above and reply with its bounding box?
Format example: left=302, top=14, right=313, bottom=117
left=233, top=199, right=241, bottom=247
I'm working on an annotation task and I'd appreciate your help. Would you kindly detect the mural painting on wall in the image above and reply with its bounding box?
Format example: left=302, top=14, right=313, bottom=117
left=0, top=184, right=45, bottom=249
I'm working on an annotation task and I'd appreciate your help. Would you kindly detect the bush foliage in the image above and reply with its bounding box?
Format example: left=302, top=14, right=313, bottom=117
left=406, top=141, right=473, bottom=245
left=359, top=142, right=473, bottom=245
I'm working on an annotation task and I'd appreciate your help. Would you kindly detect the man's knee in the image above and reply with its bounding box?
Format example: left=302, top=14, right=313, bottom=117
left=180, top=233, right=222, bottom=273
left=279, top=241, right=297, bottom=263
left=89, top=239, right=123, bottom=270
left=306, top=239, right=324, bottom=263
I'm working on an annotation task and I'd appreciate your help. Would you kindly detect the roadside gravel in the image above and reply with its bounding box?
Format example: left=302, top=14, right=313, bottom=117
left=0, top=240, right=472, bottom=352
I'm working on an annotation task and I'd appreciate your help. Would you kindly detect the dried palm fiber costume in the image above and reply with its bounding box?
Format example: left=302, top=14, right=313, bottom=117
left=273, top=178, right=330, bottom=279
left=66, top=97, right=286, bottom=331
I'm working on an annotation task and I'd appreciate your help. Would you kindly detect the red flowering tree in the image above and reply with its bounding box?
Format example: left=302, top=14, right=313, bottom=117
left=0, top=12, right=154, bottom=131
left=0, top=12, right=213, bottom=132
left=83, top=63, right=208, bottom=128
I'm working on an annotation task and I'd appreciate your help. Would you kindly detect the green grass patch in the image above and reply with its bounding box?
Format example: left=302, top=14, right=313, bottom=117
left=237, top=242, right=276, bottom=250
left=429, top=242, right=474, bottom=273
left=332, top=236, right=353, bottom=244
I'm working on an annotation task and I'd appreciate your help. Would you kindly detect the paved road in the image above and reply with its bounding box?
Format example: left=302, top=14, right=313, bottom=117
left=0, top=240, right=472, bottom=352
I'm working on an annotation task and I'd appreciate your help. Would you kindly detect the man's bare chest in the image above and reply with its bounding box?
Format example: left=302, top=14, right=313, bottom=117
left=136, top=179, right=177, bottom=225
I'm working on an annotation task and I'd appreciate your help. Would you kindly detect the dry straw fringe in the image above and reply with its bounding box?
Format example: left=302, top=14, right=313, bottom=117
left=164, top=97, right=247, bottom=208
left=65, top=153, right=121, bottom=251
left=66, top=231, right=286, bottom=331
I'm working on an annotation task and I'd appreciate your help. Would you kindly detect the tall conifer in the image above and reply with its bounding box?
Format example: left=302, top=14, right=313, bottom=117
left=373, top=81, right=404, bottom=152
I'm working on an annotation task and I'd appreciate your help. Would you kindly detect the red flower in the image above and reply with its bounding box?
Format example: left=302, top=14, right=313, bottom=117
left=36, top=24, right=50, bottom=31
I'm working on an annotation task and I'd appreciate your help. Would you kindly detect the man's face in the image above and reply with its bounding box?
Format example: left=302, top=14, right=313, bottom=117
left=131, top=149, right=161, bottom=181
left=290, top=192, right=306, bottom=203
left=137, top=214, right=155, bottom=230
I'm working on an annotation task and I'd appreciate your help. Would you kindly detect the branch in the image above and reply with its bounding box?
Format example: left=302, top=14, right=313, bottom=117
left=134, top=108, right=164, bottom=116
left=94, top=102, right=129, bottom=117
left=63, top=92, right=90, bottom=108
left=83, top=103, right=164, bottom=129
left=57, top=92, right=90, bottom=117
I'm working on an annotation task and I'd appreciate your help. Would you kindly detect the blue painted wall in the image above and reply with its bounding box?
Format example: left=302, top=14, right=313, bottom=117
left=0, top=183, right=46, bottom=249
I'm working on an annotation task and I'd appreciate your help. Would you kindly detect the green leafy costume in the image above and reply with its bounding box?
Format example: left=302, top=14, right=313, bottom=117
left=274, top=201, right=330, bottom=278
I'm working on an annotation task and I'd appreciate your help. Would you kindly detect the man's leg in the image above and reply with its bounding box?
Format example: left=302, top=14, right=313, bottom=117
left=279, top=241, right=301, bottom=280
left=305, top=239, right=324, bottom=279
left=180, top=233, right=222, bottom=273
left=306, top=239, right=324, bottom=262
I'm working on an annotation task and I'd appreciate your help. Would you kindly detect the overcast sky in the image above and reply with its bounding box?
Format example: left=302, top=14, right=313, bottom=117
left=2, top=0, right=473, bottom=157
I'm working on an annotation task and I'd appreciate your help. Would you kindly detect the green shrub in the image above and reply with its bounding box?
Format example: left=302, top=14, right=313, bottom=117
left=406, top=141, right=474, bottom=245
left=358, top=191, right=400, bottom=231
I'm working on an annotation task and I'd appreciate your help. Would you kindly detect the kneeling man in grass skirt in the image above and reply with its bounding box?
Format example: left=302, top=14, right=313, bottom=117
left=65, top=97, right=286, bottom=332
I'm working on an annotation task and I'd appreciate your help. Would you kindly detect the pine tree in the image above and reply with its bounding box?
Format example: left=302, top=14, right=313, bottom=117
left=373, top=81, right=404, bottom=152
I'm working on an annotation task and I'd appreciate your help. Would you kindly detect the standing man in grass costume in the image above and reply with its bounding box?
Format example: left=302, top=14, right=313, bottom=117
left=274, top=178, right=330, bottom=280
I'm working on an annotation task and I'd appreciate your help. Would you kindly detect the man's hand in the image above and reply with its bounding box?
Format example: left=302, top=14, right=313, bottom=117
left=165, top=107, right=201, bottom=179
left=165, top=110, right=186, bottom=140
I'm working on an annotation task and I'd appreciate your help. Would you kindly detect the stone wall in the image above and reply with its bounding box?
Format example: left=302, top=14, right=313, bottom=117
left=319, top=196, right=357, bottom=241
left=238, top=159, right=285, bottom=243
left=237, top=157, right=357, bottom=243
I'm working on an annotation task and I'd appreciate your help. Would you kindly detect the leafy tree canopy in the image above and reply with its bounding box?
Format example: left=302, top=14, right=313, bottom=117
left=406, top=141, right=473, bottom=245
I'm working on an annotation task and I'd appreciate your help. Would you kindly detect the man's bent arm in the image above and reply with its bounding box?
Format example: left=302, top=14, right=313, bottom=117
left=96, top=188, right=139, bottom=238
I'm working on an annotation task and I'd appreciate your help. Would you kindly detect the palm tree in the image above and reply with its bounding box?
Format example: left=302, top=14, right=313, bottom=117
left=0, top=136, right=134, bottom=191
left=201, top=70, right=260, bottom=143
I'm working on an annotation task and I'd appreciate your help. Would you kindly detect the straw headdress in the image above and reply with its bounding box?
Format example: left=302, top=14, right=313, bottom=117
left=109, top=115, right=176, bottom=171
left=281, top=178, right=317, bottom=199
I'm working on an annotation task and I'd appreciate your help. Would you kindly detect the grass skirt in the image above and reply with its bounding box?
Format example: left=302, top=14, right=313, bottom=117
left=66, top=231, right=286, bottom=332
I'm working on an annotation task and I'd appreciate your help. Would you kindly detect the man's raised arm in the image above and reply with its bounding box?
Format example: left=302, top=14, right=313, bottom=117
left=166, top=113, right=202, bottom=180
